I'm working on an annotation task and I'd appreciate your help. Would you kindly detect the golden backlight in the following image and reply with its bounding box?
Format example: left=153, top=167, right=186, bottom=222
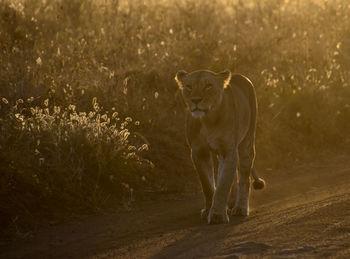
left=0, top=0, right=349, bottom=257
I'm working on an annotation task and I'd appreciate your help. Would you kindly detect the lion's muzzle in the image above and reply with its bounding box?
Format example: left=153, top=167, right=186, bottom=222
left=191, top=106, right=208, bottom=118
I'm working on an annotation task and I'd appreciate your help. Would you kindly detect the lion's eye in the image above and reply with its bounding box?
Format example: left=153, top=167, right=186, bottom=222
left=204, top=84, right=212, bottom=91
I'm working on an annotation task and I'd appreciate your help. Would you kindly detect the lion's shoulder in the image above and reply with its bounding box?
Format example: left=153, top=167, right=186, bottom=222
left=228, top=74, right=254, bottom=98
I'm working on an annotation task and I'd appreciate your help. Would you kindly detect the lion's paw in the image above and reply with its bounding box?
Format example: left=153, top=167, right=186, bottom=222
left=208, top=210, right=229, bottom=224
left=231, top=206, right=249, bottom=216
left=200, top=209, right=209, bottom=221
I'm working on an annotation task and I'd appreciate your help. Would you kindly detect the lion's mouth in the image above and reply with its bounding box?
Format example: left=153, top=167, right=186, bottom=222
left=192, top=107, right=207, bottom=113
left=191, top=107, right=208, bottom=118
left=191, top=106, right=208, bottom=113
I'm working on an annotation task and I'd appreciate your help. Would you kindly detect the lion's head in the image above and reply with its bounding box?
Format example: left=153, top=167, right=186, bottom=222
left=175, top=70, right=231, bottom=118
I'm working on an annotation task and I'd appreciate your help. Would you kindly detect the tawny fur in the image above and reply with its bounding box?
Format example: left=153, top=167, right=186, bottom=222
left=175, top=69, right=265, bottom=224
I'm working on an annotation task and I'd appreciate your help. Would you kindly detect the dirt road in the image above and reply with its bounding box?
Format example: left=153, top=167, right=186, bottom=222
left=1, top=156, right=350, bottom=258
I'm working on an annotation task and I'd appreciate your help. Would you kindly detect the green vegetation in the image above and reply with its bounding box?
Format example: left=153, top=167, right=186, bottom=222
left=1, top=0, right=349, bottom=237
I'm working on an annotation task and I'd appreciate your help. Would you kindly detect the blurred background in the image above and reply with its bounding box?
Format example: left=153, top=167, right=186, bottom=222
left=1, top=0, right=349, bottom=238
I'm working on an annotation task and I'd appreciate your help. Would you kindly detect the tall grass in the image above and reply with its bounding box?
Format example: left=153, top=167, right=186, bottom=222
left=1, top=0, right=350, bottom=237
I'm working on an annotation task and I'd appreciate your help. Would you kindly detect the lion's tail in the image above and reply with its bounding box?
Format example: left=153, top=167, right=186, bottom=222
left=251, top=168, right=266, bottom=190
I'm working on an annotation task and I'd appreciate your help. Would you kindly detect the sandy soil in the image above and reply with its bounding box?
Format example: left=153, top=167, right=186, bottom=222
left=1, top=156, right=350, bottom=258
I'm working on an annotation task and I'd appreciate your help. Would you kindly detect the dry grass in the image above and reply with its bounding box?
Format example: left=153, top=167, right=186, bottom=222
left=1, top=0, right=350, bottom=238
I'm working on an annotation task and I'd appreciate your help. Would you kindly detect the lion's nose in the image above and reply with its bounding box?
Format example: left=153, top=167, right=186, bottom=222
left=191, top=97, right=202, bottom=105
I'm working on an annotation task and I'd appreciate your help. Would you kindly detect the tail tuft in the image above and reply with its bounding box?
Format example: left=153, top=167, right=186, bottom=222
left=253, top=178, right=265, bottom=190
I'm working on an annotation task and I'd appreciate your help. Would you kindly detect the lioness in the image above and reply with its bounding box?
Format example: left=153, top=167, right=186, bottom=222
left=175, top=69, right=265, bottom=224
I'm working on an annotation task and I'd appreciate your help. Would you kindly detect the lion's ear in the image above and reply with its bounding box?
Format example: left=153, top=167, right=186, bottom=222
left=175, top=70, right=188, bottom=89
left=218, top=70, right=231, bottom=88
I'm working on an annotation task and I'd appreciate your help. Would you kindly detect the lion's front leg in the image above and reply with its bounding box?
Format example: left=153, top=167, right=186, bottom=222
left=191, top=147, right=215, bottom=221
left=208, top=151, right=238, bottom=224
